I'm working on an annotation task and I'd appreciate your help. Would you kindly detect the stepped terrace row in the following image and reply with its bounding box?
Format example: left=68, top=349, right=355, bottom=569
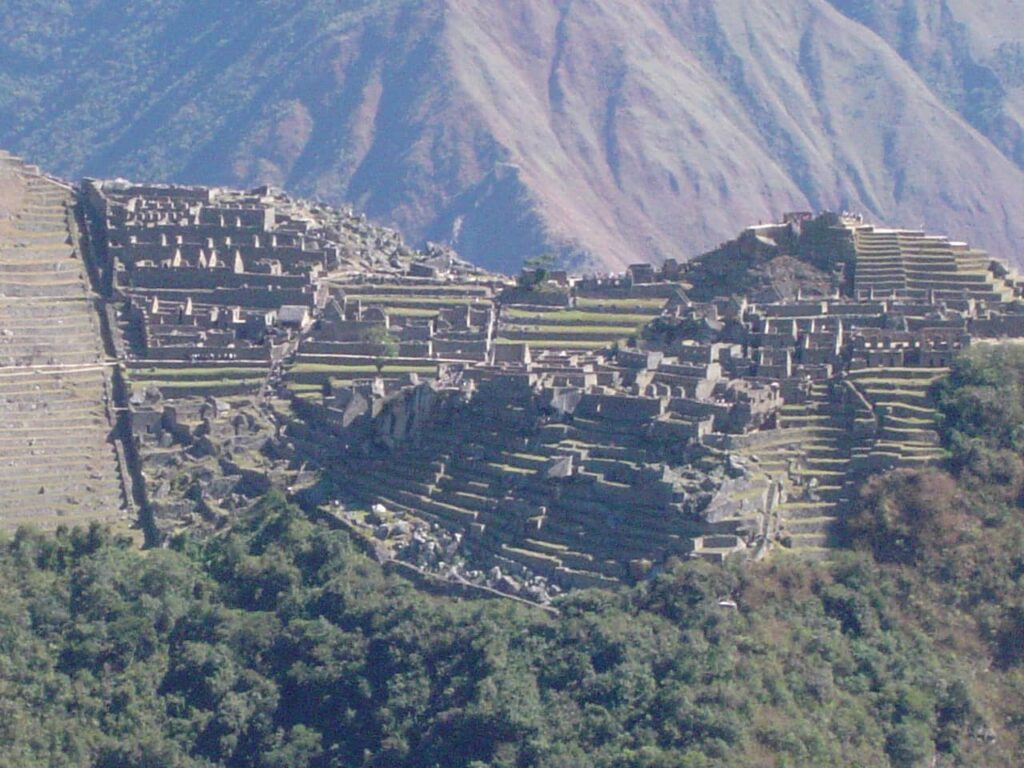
left=0, top=153, right=128, bottom=530
left=85, top=185, right=1024, bottom=586
left=850, top=225, right=1016, bottom=303
left=289, top=237, right=1024, bottom=581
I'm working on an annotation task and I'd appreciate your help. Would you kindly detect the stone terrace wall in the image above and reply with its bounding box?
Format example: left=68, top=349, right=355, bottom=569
left=0, top=153, right=127, bottom=530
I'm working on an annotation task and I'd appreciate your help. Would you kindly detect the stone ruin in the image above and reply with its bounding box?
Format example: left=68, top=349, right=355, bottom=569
left=260, top=213, right=1024, bottom=599
left=0, top=152, right=129, bottom=533
left=10, top=153, right=1024, bottom=601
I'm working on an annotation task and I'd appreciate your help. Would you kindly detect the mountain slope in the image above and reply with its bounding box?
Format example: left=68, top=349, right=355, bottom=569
left=2, top=0, right=1023, bottom=271
left=826, top=0, right=1024, bottom=169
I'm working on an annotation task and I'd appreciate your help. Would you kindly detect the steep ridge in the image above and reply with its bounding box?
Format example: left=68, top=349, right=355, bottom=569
left=2, top=0, right=1023, bottom=271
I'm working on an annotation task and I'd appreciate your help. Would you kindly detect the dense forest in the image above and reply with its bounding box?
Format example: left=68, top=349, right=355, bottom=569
left=4, top=346, right=1024, bottom=767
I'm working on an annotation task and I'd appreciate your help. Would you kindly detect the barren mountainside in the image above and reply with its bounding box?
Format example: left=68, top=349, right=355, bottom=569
left=2, top=0, right=1023, bottom=270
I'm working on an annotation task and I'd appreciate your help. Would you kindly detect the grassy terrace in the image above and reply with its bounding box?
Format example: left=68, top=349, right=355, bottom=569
left=497, top=299, right=662, bottom=350
left=383, top=307, right=444, bottom=318
left=503, top=324, right=642, bottom=335
left=286, top=362, right=438, bottom=386
left=575, top=296, right=668, bottom=310
left=503, top=308, right=657, bottom=324
left=126, top=366, right=269, bottom=380
left=0, top=274, right=82, bottom=285
left=326, top=281, right=494, bottom=293
left=129, top=379, right=265, bottom=391
left=328, top=294, right=491, bottom=306
left=125, top=365, right=268, bottom=393
left=284, top=383, right=325, bottom=393
left=289, top=363, right=437, bottom=375
left=845, top=367, right=947, bottom=466
left=0, top=168, right=124, bottom=530
left=493, top=337, right=613, bottom=349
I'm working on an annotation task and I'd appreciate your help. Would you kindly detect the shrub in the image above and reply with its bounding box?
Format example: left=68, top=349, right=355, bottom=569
left=844, top=469, right=965, bottom=564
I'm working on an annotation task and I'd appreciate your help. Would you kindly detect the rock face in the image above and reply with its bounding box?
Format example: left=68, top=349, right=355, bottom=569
left=2, top=0, right=1023, bottom=270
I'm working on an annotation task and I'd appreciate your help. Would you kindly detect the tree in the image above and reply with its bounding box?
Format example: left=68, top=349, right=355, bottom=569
left=355, top=325, right=400, bottom=373
left=844, top=469, right=967, bottom=564
left=518, top=253, right=559, bottom=287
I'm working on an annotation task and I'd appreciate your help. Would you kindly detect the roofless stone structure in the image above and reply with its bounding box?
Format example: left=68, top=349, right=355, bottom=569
left=6, top=151, right=1024, bottom=601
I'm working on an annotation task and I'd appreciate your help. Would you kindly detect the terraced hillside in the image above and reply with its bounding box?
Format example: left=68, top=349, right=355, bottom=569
left=728, top=367, right=950, bottom=562
left=0, top=152, right=126, bottom=529
left=283, top=277, right=506, bottom=394
left=851, top=226, right=1016, bottom=301
left=495, top=297, right=667, bottom=351
left=731, top=382, right=862, bottom=560
left=326, top=278, right=499, bottom=318
left=299, top=372, right=759, bottom=590
left=847, top=367, right=949, bottom=470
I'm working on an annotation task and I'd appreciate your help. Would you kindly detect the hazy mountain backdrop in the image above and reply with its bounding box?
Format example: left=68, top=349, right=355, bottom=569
left=2, top=0, right=1023, bottom=271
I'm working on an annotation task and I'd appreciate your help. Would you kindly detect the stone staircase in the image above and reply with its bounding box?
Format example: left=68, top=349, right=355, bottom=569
left=735, top=382, right=863, bottom=560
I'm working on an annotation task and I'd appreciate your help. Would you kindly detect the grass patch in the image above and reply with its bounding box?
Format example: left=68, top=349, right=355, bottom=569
left=494, top=337, right=613, bottom=349
left=126, top=366, right=268, bottom=380
left=333, top=294, right=489, bottom=306
left=385, top=307, right=443, bottom=317
left=503, top=308, right=658, bottom=324
left=328, top=282, right=492, bottom=296
left=289, top=364, right=437, bottom=375
left=131, top=378, right=264, bottom=390
left=285, top=383, right=327, bottom=393
left=504, top=324, right=641, bottom=335
left=860, top=388, right=933, bottom=400
left=576, top=297, right=667, bottom=309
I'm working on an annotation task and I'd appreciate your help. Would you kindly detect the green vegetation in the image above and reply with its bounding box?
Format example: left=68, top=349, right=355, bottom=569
left=131, top=378, right=265, bottom=391
left=383, top=307, right=443, bottom=318
left=836, top=343, right=1024, bottom=757
left=127, top=366, right=269, bottom=380
left=576, top=297, right=667, bottom=310
left=505, top=324, right=641, bottom=336
left=503, top=309, right=658, bottom=324
left=125, top=365, right=269, bottom=392
left=290, top=364, right=436, bottom=375
left=332, top=295, right=488, bottom=306
left=0, top=488, right=1021, bottom=766
left=9, top=345, right=1024, bottom=766
left=933, top=345, right=1024, bottom=472
left=494, top=337, right=613, bottom=349
left=285, top=383, right=329, bottom=393
left=328, top=284, right=490, bottom=296
left=523, top=253, right=558, bottom=271
left=355, top=325, right=400, bottom=360
left=517, top=254, right=562, bottom=289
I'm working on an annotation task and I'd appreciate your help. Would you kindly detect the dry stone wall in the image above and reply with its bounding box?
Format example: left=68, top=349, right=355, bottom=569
left=55, top=172, right=1024, bottom=594
left=0, top=152, right=127, bottom=530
